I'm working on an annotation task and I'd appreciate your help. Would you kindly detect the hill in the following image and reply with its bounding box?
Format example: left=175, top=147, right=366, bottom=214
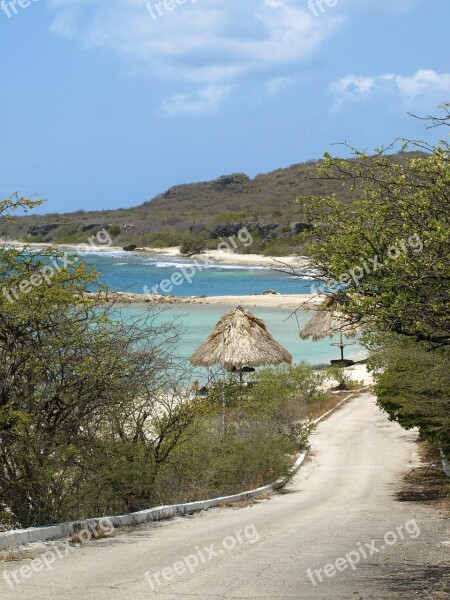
left=0, top=152, right=424, bottom=256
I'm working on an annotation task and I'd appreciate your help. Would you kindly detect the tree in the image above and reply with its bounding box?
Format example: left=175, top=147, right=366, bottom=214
left=180, top=236, right=207, bottom=256
left=296, top=104, right=450, bottom=464
left=298, top=106, right=449, bottom=347
left=367, top=334, right=449, bottom=459
left=0, top=196, right=204, bottom=526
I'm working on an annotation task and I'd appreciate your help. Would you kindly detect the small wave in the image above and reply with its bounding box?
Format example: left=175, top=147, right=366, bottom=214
left=149, top=261, right=185, bottom=269
left=82, top=250, right=131, bottom=258
left=145, top=260, right=269, bottom=271
left=205, top=264, right=268, bottom=271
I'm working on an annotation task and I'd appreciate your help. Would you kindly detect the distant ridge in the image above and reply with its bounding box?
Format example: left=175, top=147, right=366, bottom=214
left=0, top=152, right=424, bottom=255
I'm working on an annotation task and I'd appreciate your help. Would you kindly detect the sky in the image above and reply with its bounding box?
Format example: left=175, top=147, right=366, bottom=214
left=1, top=0, right=450, bottom=214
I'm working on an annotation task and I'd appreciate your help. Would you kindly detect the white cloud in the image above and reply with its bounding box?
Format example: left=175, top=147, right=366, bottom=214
left=46, top=0, right=343, bottom=114
left=331, top=69, right=450, bottom=109
left=49, top=10, right=81, bottom=38
left=159, top=84, right=233, bottom=116
left=48, top=0, right=343, bottom=82
left=330, top=75, right=375, bottom=101
left=265, top=76, right=294, bottom=97
left=395, top=70, right=450, bottom=98
left=46, top=1, right=425, bottom=115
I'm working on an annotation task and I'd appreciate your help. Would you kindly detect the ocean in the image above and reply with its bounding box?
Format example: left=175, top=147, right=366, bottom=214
left=82, top=251, right=314, bottom=296
left=83, top=251, right=362, bottom=368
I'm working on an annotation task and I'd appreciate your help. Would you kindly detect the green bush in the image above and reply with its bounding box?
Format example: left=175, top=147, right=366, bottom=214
left=180, top=237, right=207, bottom=256
left=368, top=337, right=450, bottom=459
left=327, top=365, right=355, bottom=391
left=109, top=225, right=121, bottom=237
left=152, top=363, right=325, bottom=504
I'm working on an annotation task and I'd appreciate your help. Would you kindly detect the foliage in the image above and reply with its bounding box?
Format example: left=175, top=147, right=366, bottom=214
left=135, top=230, right=189, bottom=248
left=0, top=193, right=43, bottom=222
left=180, top=237, right=207, bottom=256
left=153, top=363, right=325, bottom=503
left=108, top=225, right=121, bottom=237
left=326, top=365, right=355, bottom=391
left=297, top=104, right=450, bottom=464
left=367, top=334, right=450, bottom=458
left=155, top=414, right=294, bottom=502
left=298, top=108, right=450, bottom=347
left=0, top=196, right=208, bottom=526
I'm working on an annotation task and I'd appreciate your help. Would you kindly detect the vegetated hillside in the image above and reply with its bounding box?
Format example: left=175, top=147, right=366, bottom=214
left=0, top=152, right=424, bottom=256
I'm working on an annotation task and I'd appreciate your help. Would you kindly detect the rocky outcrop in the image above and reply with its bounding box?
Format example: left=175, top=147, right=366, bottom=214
left=82, top=224, right=109, bottom=233
left=208, top=222, right=311, bottom=240
left=27, top=224, right=60, bottom=237
left=123, top=244, right=137, bottom=252
left=214, top=173, right=250, bottom=187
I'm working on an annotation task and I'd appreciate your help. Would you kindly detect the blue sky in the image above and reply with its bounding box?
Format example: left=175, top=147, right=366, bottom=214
left=1, top=0, right=449, bottom=213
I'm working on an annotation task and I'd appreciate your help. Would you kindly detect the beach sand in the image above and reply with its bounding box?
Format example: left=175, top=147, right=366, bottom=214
left=90, top=291, right=323, bottom=310
left=1, top=240, right=310, bottom=270
left=345, top=362, right=373, bottom=386
left=138, top=246, right=311, bottom=269
left=185, top=293, right=320, bottom=309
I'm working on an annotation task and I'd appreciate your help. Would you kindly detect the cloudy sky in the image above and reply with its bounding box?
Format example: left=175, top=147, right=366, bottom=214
left=1, top=0, right=449, bottom=212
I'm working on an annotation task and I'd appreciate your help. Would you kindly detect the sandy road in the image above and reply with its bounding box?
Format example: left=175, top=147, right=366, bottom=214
left=2, top=392, right=448, bottom=599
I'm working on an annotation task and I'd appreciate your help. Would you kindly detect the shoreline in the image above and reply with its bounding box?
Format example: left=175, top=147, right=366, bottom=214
left=2, top=240, right=319, bottom=309
left=0, top=240, right=310, bottom=270
left=85, top=291, right=323, bottom=310
left=135, top=246, right=310, bottom=270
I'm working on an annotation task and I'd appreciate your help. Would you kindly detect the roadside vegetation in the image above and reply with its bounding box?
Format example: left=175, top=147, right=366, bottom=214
left=0, top=199, right=334, bottom=530
left=298, top=103, right=450, bottom=475
left=154, top=363, right=353, bottom=505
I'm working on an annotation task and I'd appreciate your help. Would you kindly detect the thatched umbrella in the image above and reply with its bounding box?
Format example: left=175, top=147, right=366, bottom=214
left=190, top=306, right=292, bottom=373
left=299, top=297, right=358, bottom=362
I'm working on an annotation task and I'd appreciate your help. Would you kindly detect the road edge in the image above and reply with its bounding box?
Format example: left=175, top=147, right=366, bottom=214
left=0, top=387, right=371, bottom=551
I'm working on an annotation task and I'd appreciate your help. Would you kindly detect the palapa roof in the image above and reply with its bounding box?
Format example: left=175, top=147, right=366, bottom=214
left=299, top=296, right=358, bottom=342
left=190, top=306, right=292, bottom=371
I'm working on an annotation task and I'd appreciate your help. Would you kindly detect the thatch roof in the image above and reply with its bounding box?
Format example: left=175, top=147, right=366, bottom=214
left=190, top=306, right=292, bottom=371
left=299, top=296, right=358, bottom=342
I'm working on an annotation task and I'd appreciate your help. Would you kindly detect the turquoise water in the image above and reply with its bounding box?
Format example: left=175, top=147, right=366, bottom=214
left=82, top=252, right=362, bottom=368
left=82, top=251, right=314, bottom=296
left=116, top=304, right=364, bottom=370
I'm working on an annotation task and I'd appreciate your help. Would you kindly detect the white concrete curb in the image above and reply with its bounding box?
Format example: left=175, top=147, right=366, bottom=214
left=0, top=388, right=370, bottom=551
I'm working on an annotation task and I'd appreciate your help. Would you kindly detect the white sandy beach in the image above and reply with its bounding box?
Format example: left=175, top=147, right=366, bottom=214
left=1, top=239, right=310, bottom=270
left=139, top=246, right=311, bottom=269
left=185, top=293, right=321, bottom=309
left=91, top=291, right=323, bottom=309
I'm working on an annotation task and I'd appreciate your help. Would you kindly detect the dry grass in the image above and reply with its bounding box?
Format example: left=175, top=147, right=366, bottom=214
left=68, top=522, right=113, bottom=545
left=396, top=442, right=450, bottom=515
left=306, top=388, right=362, bottom=422
left=0, top=547, right=34, bottom=562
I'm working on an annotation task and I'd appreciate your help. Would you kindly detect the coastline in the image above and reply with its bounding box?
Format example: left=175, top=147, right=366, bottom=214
left=136, top=246, right=310, bottom=270
left=2, top=240, right=319, bottom=309
left=85, top=291, right=323, bottom=310
left=0, top=240, right=310, bottom=270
